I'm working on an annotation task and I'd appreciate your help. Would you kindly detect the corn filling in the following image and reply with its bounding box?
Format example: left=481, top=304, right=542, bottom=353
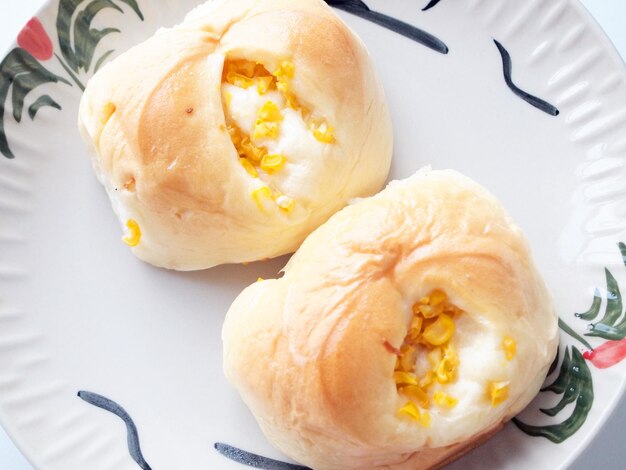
left=503, top=336, right=516, bottom=361
left=260, top=153, right=286, bottom=173
left=433, top=391, right=458, bottom=409
left=251, top=186, right=272, bottom=211
left=398, top=402, right=431, bottom=428
left=101, top=102, right=116, bottom=125
left=222, top=59, right=336, bottom=214
left=122, top=219, right=141, bottom=247
left=488, top=381, right=510, bottom=406
left=394, top=290, right=462, bottom=426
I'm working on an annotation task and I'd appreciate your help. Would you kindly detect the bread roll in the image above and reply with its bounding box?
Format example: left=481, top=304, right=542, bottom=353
left=78, top=0, right=392, bottom=270
left=222, top=168, right=559, bottom=469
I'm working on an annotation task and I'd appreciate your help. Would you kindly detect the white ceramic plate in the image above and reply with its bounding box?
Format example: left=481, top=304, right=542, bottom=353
left=1, top=0, right=626, bottom=469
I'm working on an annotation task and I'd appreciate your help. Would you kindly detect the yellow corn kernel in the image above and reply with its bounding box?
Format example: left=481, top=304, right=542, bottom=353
left=433, top=391, right=458, bottom=409
left=427, top=347, right=443, bottom=368
left=236, top=60, right=256, bottom=77
left=239, top=139, right=267, bottom=164
left=274, top=61, right=295, bottom=79
left=258, top=101, right=282, bottom=122
left=224, top=60, right=256, bottom=78
left=257, top=76, right=273, bottom=95
left=422, top=304, right=439, bottom=318
left=261, top=153, right=286, bottom=173
left=407, top=328, right=421, bottom=344
left=407, top=318, right=423, bottom=343
left=251, top=187, right=272, bottom=211
left=122, top=219, right=141, bottom=247
left=414, top=303, right=430, bottom=316
left=274, top=80, right=297, bottom=109
left=422, top=314, right=455, bottom=346
left=311, top=121, right=336, bottom=144
left=489, top=381, right=510, bottom=406
left=254, top=63, right=271, bottom=76
left=276, top=80, right=289, bottom=94
left=430, top=290, right=447, bottom=306
left=275, top=195, right=295, bottom=213
left=223, top=91, right=232, bottom=107
left=397, top=402, right=431, bottom=428
left=401, top=385, right=430, bottom=409
left=436, top=359, right=456, bottom=384
left=414, top=302, right=443, bottom=319
left=399, top=345, right=416, bottom=372
left=253, top=120, right=279, bottom=139
left=419, top=371, right=435, bottom=389
left=436, top=346, right=459, bottom=384
left=239, top=158, right=258, bottom=178
left=410, top=315, right=423, bottom=333
left=226, top=71, right=254, bottom=88
left=503, top=336, right=516, bottom=361
left=393, top=371, right=418, bottom=386
left=227, top=125, right=242, bottom=146
left=257, top=277, right=264, bottom=282
left=223, top=61, right=237, bottom=76
left=444, top=304, right=462, bottom=316
left=101, top=102, right=116, bottom=125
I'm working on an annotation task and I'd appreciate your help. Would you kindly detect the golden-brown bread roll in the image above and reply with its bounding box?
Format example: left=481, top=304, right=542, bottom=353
left=78, top=0, right=392, bottom=270
left=222, top=168, right=559, bottom=469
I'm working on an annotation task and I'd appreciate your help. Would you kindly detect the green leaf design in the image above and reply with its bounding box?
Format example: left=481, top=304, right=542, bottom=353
left=575, top=288, right=602, bottom=321
left=595, top=269, right=623, bottom=327
left=585, top=272, right=626, bottom=340
left=0, top=48, right=69, bottom=159
left=569, top=243, right=626, bottom=341
left=57, top=0, right=82, bottom=71
left=541, top=347, right=571, bottom=394
left=558, top=318, right=593, bottom=350
left=56, top=0, right=143, bottom=74
left=513, top=347, right=593, bottom=443
left=115, top=0, right=143, bottom=20
left=28, top=95, right=62, bottom=120
left=540, top=355, right=579, bottom=416
left=547, top=346, right=560, bottom=376
left=75, top=0, right=122, bottom=71
left=11, top=68, right=67, bottom=122
left=1, top=0, right=144, bottom=160
left=585, top=322, right=624, bottom=341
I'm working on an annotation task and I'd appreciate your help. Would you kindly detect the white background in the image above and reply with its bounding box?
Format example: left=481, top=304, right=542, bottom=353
left=0, top=0, right=625, bottom=469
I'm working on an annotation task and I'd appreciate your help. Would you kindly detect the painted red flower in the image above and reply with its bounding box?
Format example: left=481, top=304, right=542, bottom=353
left=583, top=338, right=626, bottom=369
left=17, top=18, right=53, bottom=61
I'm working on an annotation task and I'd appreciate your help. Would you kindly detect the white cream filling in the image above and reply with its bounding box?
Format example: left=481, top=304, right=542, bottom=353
left=223, top=83, right=328, bottom=206
left=396, top=312, right=519, bottom=447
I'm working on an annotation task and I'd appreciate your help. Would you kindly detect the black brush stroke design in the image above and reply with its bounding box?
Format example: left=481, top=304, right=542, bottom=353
left=215, top=443, right=311, bottom=470
left=28, top=95, right=62, bottom=120
left=0, top=48, right=70, bottom=159
left=325, top=0, right=448, bottom=54
left=78, top=391, right=152, bottom=470
left=57, top=0, right=144, bottom=75
left=494, top=39, right=559, bottom=116
left=513, top=346, right=593, bottom=443
left=422, top=0, right=443, bottom=11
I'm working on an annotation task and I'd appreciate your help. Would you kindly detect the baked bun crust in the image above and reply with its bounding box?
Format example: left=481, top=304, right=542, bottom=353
left=223, top=168, right=558, bottom=469
left=78, top=0, right=392, bottom=270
